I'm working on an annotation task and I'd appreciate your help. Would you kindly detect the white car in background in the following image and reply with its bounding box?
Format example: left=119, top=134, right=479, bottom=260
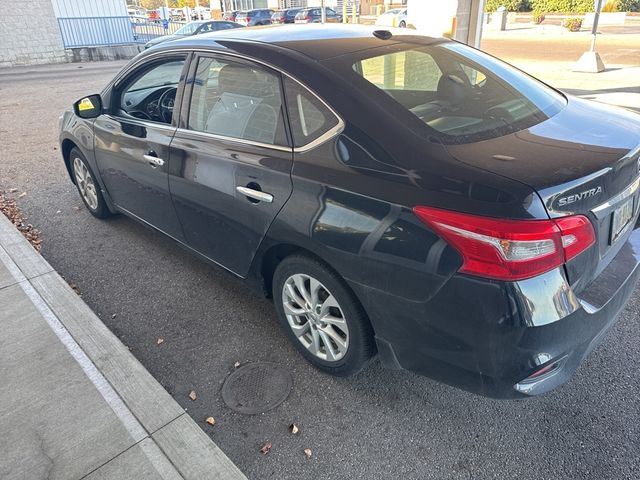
left=375, top=8, right=407, bottom=28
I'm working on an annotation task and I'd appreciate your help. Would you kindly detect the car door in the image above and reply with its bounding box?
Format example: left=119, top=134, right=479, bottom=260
left=93, top=54, right=189, bottom=241
left=168, top=53, right=293, bottom=276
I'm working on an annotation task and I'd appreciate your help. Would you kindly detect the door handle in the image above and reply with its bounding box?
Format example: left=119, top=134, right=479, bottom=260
left=236, top=186, right=273, bottom=204
left=143, top=154, right=165, bottom=167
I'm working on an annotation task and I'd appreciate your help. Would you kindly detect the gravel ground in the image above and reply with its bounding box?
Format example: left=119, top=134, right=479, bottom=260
left=1, top=56, right=639, bottom=480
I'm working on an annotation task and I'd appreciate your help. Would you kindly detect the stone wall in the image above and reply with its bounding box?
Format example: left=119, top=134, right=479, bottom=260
left=0, top=0, right=67, bottom=67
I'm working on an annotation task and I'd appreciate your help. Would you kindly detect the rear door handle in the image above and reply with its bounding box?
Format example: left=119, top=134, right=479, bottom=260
left=236, top=186, right=273, bottom=203
left=143, top=154, right=165, bottom=167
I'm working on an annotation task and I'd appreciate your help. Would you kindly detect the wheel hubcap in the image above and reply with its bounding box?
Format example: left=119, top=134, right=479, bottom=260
left=282, top=274, right=349, bottom=362
left=73, top=157, right=98, bottom=210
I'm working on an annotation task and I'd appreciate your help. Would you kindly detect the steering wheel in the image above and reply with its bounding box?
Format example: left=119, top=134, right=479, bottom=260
left=158, top=87, right=177, bottom=124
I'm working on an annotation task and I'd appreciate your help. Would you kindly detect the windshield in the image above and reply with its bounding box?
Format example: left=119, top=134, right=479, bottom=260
left=352, top=42, right=566, bottom=144
left=174, top=22, right=203, bottom=35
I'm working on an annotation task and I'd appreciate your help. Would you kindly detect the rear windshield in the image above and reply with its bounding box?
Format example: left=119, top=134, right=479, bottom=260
left=351, top=42, right=566, bottom=144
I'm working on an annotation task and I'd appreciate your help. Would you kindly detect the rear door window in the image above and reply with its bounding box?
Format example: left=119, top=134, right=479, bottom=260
left=187, top=56, right=288, bottom=146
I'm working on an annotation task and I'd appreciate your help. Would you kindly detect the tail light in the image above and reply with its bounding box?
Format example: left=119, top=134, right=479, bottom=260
left=413, top=206, right=595, bottom=281
left=304, top=16, right=312, bottom=21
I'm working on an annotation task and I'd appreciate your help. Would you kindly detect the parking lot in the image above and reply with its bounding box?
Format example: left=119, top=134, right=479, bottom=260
left=1, top=41, right=640, bottom=480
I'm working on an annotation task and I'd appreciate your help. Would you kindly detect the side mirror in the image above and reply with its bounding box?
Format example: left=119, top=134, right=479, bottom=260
left=73, top=94, right=103, bottom=119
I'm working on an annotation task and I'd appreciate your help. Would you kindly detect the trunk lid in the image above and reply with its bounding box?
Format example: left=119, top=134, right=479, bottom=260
left=446, top=98, right=640, bottom=292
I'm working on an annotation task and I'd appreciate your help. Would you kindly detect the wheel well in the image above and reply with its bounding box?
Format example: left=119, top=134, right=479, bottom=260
left=61, top=139, right=78, bottom=183
left=260, top=244, right=304, bottom=297
left=260, top=243, right=378, bottom=336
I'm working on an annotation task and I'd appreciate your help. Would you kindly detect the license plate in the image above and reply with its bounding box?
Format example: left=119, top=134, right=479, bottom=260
left=611, top=197, right=635, bottom=243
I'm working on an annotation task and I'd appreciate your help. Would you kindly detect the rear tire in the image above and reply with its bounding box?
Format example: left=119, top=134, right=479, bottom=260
left=273, top=254, right=376, bottom=376
left=70, top=147, right=110, bottom=219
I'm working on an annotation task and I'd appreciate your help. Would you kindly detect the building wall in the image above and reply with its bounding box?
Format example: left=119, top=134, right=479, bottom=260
left=0, top=0, right=67, bottom=67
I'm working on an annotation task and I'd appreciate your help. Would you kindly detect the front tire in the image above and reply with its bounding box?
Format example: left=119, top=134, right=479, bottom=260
left=273, top=255, right=376, bottom=376
left=70, top=147, right=110, bottom=219
left=399, top=20, right=406, bottom=28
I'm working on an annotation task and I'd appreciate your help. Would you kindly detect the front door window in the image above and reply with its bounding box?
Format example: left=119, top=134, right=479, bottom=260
left=116, top=58, right=186, bottom=125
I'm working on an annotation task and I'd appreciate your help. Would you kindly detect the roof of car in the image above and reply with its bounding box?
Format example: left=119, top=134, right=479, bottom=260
left=166, top=24, right=442, bottom=61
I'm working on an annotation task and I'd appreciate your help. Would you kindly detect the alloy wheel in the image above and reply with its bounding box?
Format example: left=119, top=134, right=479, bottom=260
left=282, top=273, right=349, bottom=362
left=73, top=156, right=98, bottom=210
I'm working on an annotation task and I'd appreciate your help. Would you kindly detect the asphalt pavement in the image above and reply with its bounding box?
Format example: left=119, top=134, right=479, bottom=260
left=1, top=44, right=640, bottom=480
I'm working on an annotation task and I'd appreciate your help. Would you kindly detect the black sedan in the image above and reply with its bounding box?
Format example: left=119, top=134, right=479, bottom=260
left=60, top=25, right=640, bottom=398
left=144, top=20, right=242, bottom=49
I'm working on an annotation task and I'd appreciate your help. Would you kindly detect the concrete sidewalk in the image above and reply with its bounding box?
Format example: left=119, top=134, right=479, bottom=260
left=0, top=213, right=246, bottom=480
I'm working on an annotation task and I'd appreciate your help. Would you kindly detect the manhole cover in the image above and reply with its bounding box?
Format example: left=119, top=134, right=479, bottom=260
left=221, top=362, right=293, bottom=414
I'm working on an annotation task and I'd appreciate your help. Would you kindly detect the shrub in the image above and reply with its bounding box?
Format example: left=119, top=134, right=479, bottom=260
left=530, top=0, right=594, bottom=12
left=602, top=0, right=619, bottom=11
left=485, top=0, right=532, bottom=11
left=562, top=16, right=583, bottom=30
left=532, top=12, right=546, bottom=22
left=618, top=0, right=640, bottom=11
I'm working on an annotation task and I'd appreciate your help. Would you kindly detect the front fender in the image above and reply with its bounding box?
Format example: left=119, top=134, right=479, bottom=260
left=59, top=112, right=117, bottom=213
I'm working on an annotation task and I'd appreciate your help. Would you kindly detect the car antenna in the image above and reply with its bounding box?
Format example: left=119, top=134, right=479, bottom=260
left=373, top=30, right=393, bottom=40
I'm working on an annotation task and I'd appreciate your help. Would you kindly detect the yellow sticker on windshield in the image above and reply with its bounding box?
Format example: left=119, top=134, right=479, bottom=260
left=78, top=98, right=94, bottom=111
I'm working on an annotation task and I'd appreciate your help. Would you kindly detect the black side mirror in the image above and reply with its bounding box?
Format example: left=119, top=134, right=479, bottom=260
left=73, top=94, right=103, bottom=119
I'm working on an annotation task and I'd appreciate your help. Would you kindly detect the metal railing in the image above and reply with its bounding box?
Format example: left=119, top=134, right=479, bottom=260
left=57, top=16, right=186, bottom=48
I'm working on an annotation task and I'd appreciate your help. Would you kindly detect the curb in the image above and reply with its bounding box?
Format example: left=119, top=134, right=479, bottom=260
left=0, top=212, right=246, bottom=480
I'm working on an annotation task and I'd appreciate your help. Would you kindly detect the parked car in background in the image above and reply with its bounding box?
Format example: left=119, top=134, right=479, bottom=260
left=127, top=7, right=147, bottom=17
left=222, top=10, right=240, bottom=22
left=144, top=20, right=242, bottom=49
left=271, top=8, right=302, bottom=24
left=294, top=7, right=342, bottom=23
left=236, top=9, right=274, bottom=26
left=191, top=7, right=212, bottom=20
left=61, top=25, right=640, bottom=399
left=375, top=8, right=407, bottom=27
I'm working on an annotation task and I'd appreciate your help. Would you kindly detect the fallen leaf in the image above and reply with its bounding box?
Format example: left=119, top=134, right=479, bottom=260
left=205, top=416, right=216, bottom=426
left=303, top=448, right=312, bottom=458
left=73, top=206, right=81, bottom=211
left=56, top=210, right=61, bottom=214
left=234, top=361, right=241, bottom=368
left=9, top=188, right=17, bottom=193
left=18, top=192, right=26, bottom=198
left=156, top=337, right=164, bottom=345
left=0, top=193, right=42, bottom=252
left=259, top=442, right=272, bottom=455
left=111, top=313, right=117, bottom=319
left=289, top=423, right=299, bottom=435
left=53, top=146, right=58, bottom=150
left=188, top=390, right=197, bottom=401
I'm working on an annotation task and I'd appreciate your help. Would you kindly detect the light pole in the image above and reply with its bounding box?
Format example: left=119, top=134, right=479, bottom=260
left=574, top=0, right=605, bottom=72
left=321, top=0, right=326, bottom=23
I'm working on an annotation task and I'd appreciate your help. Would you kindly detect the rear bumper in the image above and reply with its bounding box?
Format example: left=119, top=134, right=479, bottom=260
left=353, top=226, right=640, bottom=399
